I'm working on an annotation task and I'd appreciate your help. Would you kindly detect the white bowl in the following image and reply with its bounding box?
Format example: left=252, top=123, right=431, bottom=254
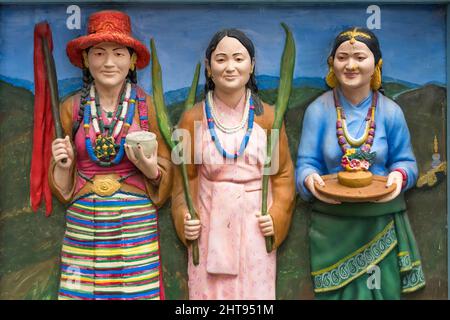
left=125, top=131, right=157, bottom=157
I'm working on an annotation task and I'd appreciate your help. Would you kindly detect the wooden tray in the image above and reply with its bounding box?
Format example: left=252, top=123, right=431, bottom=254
left=314, top=174, right=396, bottom=202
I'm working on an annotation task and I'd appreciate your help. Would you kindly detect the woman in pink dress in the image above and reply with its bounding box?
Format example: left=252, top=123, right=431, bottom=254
left=171, top=29, right=295, bottom=299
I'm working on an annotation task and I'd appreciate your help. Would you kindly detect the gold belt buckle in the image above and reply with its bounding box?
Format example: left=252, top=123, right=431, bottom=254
left=92, top=175, right=121, bottom=196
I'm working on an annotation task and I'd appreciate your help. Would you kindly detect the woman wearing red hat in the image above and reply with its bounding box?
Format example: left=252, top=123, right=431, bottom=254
left=48, top=10, right=172, bottom=300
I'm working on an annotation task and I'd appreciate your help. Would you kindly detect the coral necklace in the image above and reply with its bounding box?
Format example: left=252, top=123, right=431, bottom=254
left=205, top=90, right=255, bottom=159
left=83, top=81, right=136, bottom=167
left=334, top=88, right=377, bottom=154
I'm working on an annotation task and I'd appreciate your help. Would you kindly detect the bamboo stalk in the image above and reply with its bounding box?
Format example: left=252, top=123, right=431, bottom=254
left=150, top=39, right=200, bottom=265
left=262, top=23, right=296, bottom=253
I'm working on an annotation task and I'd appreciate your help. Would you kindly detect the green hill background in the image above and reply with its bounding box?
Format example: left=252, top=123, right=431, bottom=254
left=0, top=80, right=446, bottom=299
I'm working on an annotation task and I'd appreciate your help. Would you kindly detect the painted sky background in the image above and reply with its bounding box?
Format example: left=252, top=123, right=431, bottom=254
left=0, top=3, right=447, bottom=92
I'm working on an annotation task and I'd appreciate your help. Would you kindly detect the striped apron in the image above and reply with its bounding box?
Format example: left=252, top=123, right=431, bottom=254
left=58, top=192, right=162, bottom=300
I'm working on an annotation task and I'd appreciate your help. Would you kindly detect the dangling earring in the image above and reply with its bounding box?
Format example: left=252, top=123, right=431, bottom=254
left=129, top=53, right=137, bottom=71
left=207, top=67, right=213, bottom=79
left=325, top=57, right=338, bottom=88
left=371, top=58, right=383, bottom=90
left=82, top=51, right=89, bottom=68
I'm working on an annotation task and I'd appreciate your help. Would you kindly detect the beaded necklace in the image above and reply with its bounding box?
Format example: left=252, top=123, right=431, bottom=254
left=205, top=91, right=255, bottom=159
left=334, top=88, right=377, bottom=154
left=83, top=81, right=136, bottom=167
left=208, top=89, right=251, bottom=134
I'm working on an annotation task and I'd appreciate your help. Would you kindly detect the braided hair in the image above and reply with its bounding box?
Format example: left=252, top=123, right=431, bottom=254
left=71, top=68, right=93, bottom=137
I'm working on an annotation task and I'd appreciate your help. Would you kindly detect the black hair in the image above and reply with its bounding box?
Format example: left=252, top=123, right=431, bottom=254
left=204, top=28, right=263, bottom=115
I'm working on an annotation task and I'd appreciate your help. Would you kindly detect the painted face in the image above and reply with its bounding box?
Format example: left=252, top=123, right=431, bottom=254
left=333, top=40, right=375, bottom=90
left=86, top=42, right=132, bottom=89
left=208, top=36, right=254, bottom=93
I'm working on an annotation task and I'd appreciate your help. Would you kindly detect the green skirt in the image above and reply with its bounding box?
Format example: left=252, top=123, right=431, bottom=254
left=310, top=194, right=425, bottom=300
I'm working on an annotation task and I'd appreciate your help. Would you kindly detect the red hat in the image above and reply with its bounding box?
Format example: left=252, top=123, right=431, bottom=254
left=66, top=10, right=150, bottom=69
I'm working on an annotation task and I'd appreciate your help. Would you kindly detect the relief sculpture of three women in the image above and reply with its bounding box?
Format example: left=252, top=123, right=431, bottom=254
left=30, top=9, right=425, bottom=300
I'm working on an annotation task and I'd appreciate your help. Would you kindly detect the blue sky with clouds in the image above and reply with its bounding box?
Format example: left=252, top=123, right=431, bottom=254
left=0, top=3, right=446, bottom=92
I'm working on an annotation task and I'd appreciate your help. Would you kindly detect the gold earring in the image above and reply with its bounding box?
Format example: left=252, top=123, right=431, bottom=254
left=325, top=57, right=337, bottom=88
left=82, top=51, right=89, bottom=68
left=207, top=70, right=212, bottom=78
left=326, top=66, right=338, bottom=88
left=371, top=58, right=383, bottom=90
left=129, top=53, right=137, bottom=71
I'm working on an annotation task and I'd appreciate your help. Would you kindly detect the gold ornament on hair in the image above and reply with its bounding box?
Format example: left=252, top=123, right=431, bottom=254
left=340, top=28, right=372, bottom=45
left=371, top=58, right=383, bottom=90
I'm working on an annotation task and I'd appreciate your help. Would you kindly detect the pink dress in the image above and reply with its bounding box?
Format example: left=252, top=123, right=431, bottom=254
left=187, top=94, right=276, bottom=300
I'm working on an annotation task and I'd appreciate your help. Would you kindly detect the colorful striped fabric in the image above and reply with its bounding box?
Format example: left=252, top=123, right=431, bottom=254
left=58, top=192, right=162, bottom=300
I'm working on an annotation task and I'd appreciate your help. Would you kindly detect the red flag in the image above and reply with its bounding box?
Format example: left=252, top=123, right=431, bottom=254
left=31, top=22, right=55, bottom=216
